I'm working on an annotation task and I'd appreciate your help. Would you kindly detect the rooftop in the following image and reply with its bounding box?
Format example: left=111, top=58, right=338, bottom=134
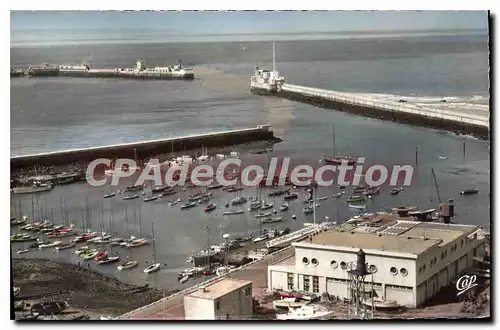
left=299, top=230, right=441, bottom=255
left=296, top=221, right=480, bottom=255
left=187, top=279, right=252, bottom=300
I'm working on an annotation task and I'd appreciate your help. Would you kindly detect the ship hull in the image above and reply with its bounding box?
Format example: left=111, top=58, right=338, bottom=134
left=58, top=71, right=194, bottom=80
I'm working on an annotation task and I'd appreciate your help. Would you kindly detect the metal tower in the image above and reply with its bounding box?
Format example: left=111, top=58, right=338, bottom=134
left=347, top=249, right=375, bottom=319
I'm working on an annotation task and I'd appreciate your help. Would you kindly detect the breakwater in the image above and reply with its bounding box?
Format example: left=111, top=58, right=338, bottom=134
left=273, top=84, right=489, bottom=140
left=11, top=125, right=279, bottom=170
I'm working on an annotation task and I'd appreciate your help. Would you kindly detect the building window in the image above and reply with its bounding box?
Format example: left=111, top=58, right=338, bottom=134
left=340, top=261, right=347, bottom=270
left=303, top=276, right=310, bottom=292
left=390, top=267, right=398, bottom=275
left=216, top=301, right=220, bottom=310
left=302, top=257, right=309, bottom=265
left=473, top=247, right=477, bottom=257
left=331, top=261, right=338, bottom=269
left=423, top=265, right=426, bottom=272
left=369, top=265, right=377, bottom=274
left=244, top=287, right=251, bottom=297
left=312, top=276, right=319, bottom=293
left=441, top=252, right=444, bottom=260
left=287, top=273, right=294, bottom=290
left=461, top=240, right=464, bottom=247
left=311, top=258, right=319, bottom=266
left=400, top=268, right=408, bottom=276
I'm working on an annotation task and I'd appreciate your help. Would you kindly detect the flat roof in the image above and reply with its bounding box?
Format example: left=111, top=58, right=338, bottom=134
left=187, top=278, right=252, bottom=300
left=300, top=230, right=441, bottom=255
left=297, top=221, right=480, bottom=255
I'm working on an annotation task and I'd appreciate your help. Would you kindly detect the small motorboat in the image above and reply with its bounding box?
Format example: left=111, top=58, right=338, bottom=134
left=143, top=195, right=159, bottom=202
left=222, top=209, right=244, bottom=215
left=252, top=234, right=269, bottom=243
left=125, top=184, right=143, bottom=192
left=346, top=195, right=365, bottom=203
left=254, top=211, right=272, bottom=218
left=97, top=256, right=120, bottom=265
left=332, top=192, right=342, bottom=198
left=390, top=188, right=400, bottom=195
left=261, top=203, right=274, bottom=210
left=179, top=275, right=189, bottom=283
left=81, top=249, right=99, bottom=260
left=169, top=198, right=182, bottom=206
left=461, top=188, right=479, bottom=195
left=438, top=155, right=448, bottom=160
left=17, top=248, right=33, bottom=254
left=276, top=305, right=335, bottom=320
left=204, top=204, right=216, bottom=212
left=74, top=246, right=90, bottom=255
left=181, top=201, right=197, bottom=209
left=364, top=187, right=380, bottom=196
left=215, top=266, right=234, bottom=276
left=302, top=206, right=313, bottom=214
left=124, top=238, right=149, bottom=248
left=117, top=260, right=138, bottom=270
left=207, top=183, right=223, bottom=190
left=323, top=156, right=356, bottom=166
left=349, top=204, right=366, bottom=209
left=143, top=263, right=161, bottom=273
left=316, top=196, right=328, bottom=201
left=284, top=193, right=298, bottom=201
left=109, top=238, right=124, bottom=246
left=363, top=298, right=400, bottom=310
left=279, top=203, right=289, bottom=212
left=103, top=192, right=116, bottom=199
left=260, top=217, right=284, bottom=224
left=152, top=185, right=170, bottom=193
left=95, top=250, right=108, bottom=261
left=123, top=194, right=140, bottom=200
left=39, top=241, right=62, bottom=249
left=231, top=196, right=247, bottom=205
left=55, top=242, right=76, bottom=250
left=248, top=201, right=262, bottom=210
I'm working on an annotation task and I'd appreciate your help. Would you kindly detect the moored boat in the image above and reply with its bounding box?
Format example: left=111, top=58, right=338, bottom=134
left=284, top=192, right=298, bottom=201
left=143, top=263, right=161, bottom=273
left=204, top=203, right=216, bottom=212
left=123, top=194, right=140, bottom=200
left=460, top=188, right=479, bottom=195
left=346, top=195, right=365, bottom=203
left=97, top=255, right=120, bottom=265
left=260, top=217, right=283, bottom=224
left=117, top=260, right=138, bottom=270
left=231, top=196, right=247, bottom=205
left=103, top=192, right=116, bottom=199
left=279, top=203, right=289, bottom=211
left=222, top=209, right=244, bottom=215
left=55, top=242, right=76, bottom=250
left=254, top=211, right=272, bottom=218
left=181, top=201, right=197, bottom=209
left=276, top=305, right=334, bottom=320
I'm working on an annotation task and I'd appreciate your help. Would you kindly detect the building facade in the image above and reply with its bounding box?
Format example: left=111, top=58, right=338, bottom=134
left=268, top=221, right=485, bottom=308
left=184, top=279, right=253, bottom=320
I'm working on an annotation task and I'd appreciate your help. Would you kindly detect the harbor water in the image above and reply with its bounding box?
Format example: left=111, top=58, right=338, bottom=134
left=10, top=35, right=490, bottom=291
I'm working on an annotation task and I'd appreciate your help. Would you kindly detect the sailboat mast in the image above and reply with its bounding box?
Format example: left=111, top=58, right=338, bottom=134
left=272, top=41, right=276, bottom=73
left=313, top=187, right=316, bottom=225
left=332, top=124, right=336, bottom=156
left=151, top=222, right=156, bottom=263
left=431, top=168, right=442, bottom=203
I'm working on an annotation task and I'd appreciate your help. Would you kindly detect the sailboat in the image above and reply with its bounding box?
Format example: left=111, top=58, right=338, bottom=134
left=97, top=207, right=120, bottom=265
left=322, top=125, right=356, bottom=165
left=143, top=222, right=161, bottom=273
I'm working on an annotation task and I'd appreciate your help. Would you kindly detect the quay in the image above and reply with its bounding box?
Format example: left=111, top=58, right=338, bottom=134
left=10, top=125, right=279, bottom=169
left=275, top=84, right=489, bottom=139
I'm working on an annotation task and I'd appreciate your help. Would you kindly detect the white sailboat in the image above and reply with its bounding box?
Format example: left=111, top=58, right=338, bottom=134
left=143, top=222, right=161, bottom=274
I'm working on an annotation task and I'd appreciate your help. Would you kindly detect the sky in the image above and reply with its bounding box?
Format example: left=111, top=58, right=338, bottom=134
left=10, top=11, right=489, bottom=46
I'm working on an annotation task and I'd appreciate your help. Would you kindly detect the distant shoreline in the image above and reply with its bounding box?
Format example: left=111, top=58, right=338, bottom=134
left=10, top=30, right=487, bottom=49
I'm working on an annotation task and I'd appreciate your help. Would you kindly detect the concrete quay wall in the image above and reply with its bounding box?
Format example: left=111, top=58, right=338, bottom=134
left=278, top=84, right=489, bottom=140
left=11, top=125, right=278, bottom=170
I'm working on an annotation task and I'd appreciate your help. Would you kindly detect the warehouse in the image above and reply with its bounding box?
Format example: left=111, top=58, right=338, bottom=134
left=268, top=220, right=486, bottom=307
left=184, top=278, right=253, bottom=320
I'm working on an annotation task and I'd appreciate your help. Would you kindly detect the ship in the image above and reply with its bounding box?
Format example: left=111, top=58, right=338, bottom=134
left=250, top=42, right=285, bottom=94
left=10, top=68, right=25, bottom=77
left=19, top=60, right=195, bottom=80
left=27, top=63, right=60, bottom=77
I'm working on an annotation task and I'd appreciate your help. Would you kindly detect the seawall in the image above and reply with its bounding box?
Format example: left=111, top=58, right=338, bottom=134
left=11, top=125, right=279, bottom=170
left=275, top=84, right=489, bottom=140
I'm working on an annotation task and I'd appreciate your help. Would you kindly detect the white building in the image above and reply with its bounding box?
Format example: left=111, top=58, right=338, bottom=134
left=268, top=220, right=486, bottom=308
left=184, top=279, right=253, bottom=320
